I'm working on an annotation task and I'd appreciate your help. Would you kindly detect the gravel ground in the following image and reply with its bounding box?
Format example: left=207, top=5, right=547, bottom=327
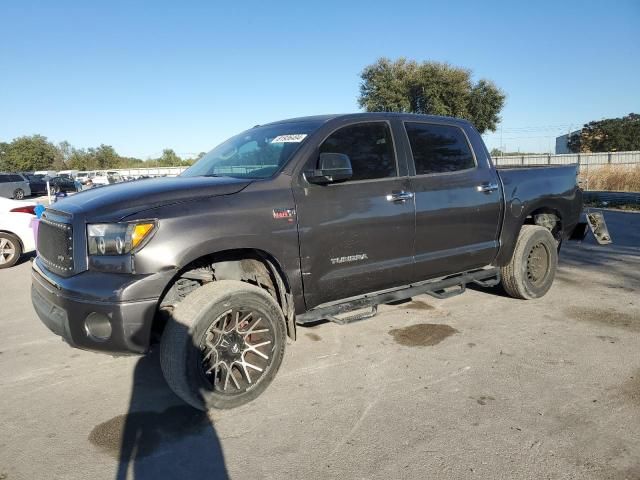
left=0, top=210, right=638, bottom=480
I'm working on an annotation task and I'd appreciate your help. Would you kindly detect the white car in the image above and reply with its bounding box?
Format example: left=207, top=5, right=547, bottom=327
left=0, top=197, right=37, bottom=268
left=92, top=171, right=123, bottom=186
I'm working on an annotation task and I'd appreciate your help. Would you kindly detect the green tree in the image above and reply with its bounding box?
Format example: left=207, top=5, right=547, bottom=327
left=358, top=57, right=506, bottom=133
left=68, top=148, right=91, bottom=170
left=117, top=156, right=145, bottom=168
left=4, top=135, right=58, bottom=171
left=54, top=140, right=72, bottom=170
left=0, top=142, right=9, bottom=171
left=568, top=113, right=640, bottom=153
left=86, top=144, right=119, bottom=169
left=158, top=148, right=181, bottom=166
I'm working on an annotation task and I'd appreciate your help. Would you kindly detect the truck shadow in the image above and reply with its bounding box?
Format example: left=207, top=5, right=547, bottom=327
left=89, top=326, right=229, bottom=480
left=560, top=210, right=640, bottom=285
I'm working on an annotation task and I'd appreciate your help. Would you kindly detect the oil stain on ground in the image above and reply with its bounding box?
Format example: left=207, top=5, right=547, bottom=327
left=565, top=306, right=640, bottom=331
left=404, top=300, right=435, bottom=311
left=305, top=332, right=322, bottom=341
left=388, top=323, right=458, bottom=347
left=473, top=395, right=495, bottom=406
left=89, top=406, right=210, bottom=458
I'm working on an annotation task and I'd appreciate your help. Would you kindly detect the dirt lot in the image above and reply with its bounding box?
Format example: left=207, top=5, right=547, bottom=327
left=1, top=210, right=639, bottom=480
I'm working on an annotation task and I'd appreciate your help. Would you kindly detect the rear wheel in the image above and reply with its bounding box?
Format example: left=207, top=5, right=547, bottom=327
left=0, top=233, right=22, bottom=269
left=160, top=280, right=287, bottom=410
left=13, top=189, right=25, bottom=200
left=500, top=225, right=558, bottom=300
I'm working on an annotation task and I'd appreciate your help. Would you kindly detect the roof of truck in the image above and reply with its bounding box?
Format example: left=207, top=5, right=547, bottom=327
left=263, top=112, right=473, bottom=127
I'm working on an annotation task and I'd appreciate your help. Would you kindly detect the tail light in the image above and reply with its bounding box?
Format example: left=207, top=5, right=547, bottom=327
left=10, top=205, right=36, bottom=215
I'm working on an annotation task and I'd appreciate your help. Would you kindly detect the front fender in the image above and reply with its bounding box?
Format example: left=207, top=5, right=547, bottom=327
left=127, top=179, right=305, bottom=311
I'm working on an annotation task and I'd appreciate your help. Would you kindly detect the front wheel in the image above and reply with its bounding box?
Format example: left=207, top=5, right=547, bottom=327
left=13, top=189, right=25, bottom=200
left=160, top=280, right=287, bottom=410
left=0, top=233, right=22, bottom=269
left=500, top=225, right=558, bottom=300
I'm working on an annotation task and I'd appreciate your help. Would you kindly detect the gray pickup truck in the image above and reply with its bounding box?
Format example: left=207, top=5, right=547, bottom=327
left=32, top=113, right=595, bottom=410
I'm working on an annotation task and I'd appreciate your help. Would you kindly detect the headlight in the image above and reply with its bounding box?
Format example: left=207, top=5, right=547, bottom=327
left=87, top=222, right=156, bottom=256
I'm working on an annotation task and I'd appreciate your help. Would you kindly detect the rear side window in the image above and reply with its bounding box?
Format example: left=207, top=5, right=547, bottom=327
left=319, top=122, right=396, bottom=181
left=405, top=123, right=475, bottom=175
left=0, top=175, right=8, bottom=183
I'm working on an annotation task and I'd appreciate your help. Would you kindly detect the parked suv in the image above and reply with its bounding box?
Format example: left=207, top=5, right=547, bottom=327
left=32, top=113, right=603, bottom=411
left=19, top=174, right=48, bottom=196
left=0, top=173, right=31, bottom=200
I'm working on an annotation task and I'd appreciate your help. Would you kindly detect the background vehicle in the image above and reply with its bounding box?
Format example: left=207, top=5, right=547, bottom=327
left=47, top=176, right=78, bottom=194
left=58, top=170, right=79, bottom=178
left=19, top=174, right=47, bottom=196
left=91, top=171, right=124, bottom=185
left=33, top=170, right=56, bottom=177
left=76, top=171, right=97, bottom=184
left=0, top=173, right=32, bottom=200
left=32, top=113, right=593, bottom=411
left=0, top=197, right=36, bottom=268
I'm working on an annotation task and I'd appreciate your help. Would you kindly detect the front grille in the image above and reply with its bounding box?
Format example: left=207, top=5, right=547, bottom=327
left=38, top=217, right=74, bottom=275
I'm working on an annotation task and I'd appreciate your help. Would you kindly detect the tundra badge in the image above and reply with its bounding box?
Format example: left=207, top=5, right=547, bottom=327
left=331, top=254, right=368, bottom=265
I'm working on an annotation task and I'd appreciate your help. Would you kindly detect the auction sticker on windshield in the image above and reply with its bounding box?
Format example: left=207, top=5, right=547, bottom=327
left=271, top=134, right=307, bottom=143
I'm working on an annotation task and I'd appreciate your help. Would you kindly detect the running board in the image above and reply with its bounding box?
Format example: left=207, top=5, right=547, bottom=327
left=296, top=268, right=500, bottom=325
left=427, top=284, right=465, bottom=300
left=327, top=305, right=378, bottom=325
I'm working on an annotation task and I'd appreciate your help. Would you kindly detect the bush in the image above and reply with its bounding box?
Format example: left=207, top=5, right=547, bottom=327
left=580, top=165, right=640, bottom=192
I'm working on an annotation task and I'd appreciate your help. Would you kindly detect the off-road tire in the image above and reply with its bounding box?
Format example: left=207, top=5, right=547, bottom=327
left=501, top=225, right=558, bottom=300
left=0, top=233, right=22, bottom=269
left=13, top=189, right=25, bottom=200
left=160, top=280, right=287, bottom=410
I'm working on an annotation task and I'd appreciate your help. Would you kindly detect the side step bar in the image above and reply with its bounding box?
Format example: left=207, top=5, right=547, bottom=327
left=296, top=268, right=500, bottom=325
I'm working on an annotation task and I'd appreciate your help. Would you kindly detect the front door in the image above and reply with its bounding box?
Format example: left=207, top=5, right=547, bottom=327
left=404, top=121, right=502, bottom=281
left=293, top=121, right=415, bottom=309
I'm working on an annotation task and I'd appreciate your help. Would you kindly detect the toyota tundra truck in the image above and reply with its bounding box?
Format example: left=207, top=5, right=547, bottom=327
left=31, top=113, right=600, bottom=410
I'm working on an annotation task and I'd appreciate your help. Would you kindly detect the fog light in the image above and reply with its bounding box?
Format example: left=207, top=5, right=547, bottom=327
left=84, top=312, right=112, bottom=341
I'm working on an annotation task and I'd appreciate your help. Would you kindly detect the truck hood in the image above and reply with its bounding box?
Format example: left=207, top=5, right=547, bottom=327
left=51, top=176, right=252, bottom=220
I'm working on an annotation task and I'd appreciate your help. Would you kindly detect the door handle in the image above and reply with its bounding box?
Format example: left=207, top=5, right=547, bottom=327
left=476, top=183, right=499, bottom=194
left=386, top=191, right=414, bottom=202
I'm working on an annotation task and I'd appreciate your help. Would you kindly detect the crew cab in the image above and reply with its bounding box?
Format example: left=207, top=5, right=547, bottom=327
left=31, top=113, right=597, bottom=410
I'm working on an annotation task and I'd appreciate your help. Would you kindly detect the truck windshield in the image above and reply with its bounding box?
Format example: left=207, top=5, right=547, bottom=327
left=182, top=121, right=322, bottom=179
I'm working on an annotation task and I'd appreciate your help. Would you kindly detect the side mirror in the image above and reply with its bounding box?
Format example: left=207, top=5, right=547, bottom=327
left=305, top=153, right=353, bottom=185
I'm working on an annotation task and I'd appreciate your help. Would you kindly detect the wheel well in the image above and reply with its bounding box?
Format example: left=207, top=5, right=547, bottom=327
left=153, top=249, right=296, bottom=343
left=0, top=230, right=23, bottom=251
left=523, top=208, right=563, bottom=242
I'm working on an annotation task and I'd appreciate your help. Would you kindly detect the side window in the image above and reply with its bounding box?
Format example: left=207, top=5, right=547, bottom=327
left=0, top=175, right=8, bottom=183
left=405, top=123, right=476, bottom=175
left=319, top=122, right=396, bottom=181
left=10, top=175, right=24, bottom=182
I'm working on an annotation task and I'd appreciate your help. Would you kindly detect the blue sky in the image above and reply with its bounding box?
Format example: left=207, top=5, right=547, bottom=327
left=1, top=0, right=638, bottom=157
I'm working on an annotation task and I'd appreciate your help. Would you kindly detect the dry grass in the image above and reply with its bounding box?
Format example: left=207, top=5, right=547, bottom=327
left=580, top=165, right=640, bottom=192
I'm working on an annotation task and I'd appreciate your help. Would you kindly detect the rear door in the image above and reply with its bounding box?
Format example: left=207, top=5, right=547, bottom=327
left=403, top=121, right=502, bottom=280
left=293, top=121, right=415, bottom=309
